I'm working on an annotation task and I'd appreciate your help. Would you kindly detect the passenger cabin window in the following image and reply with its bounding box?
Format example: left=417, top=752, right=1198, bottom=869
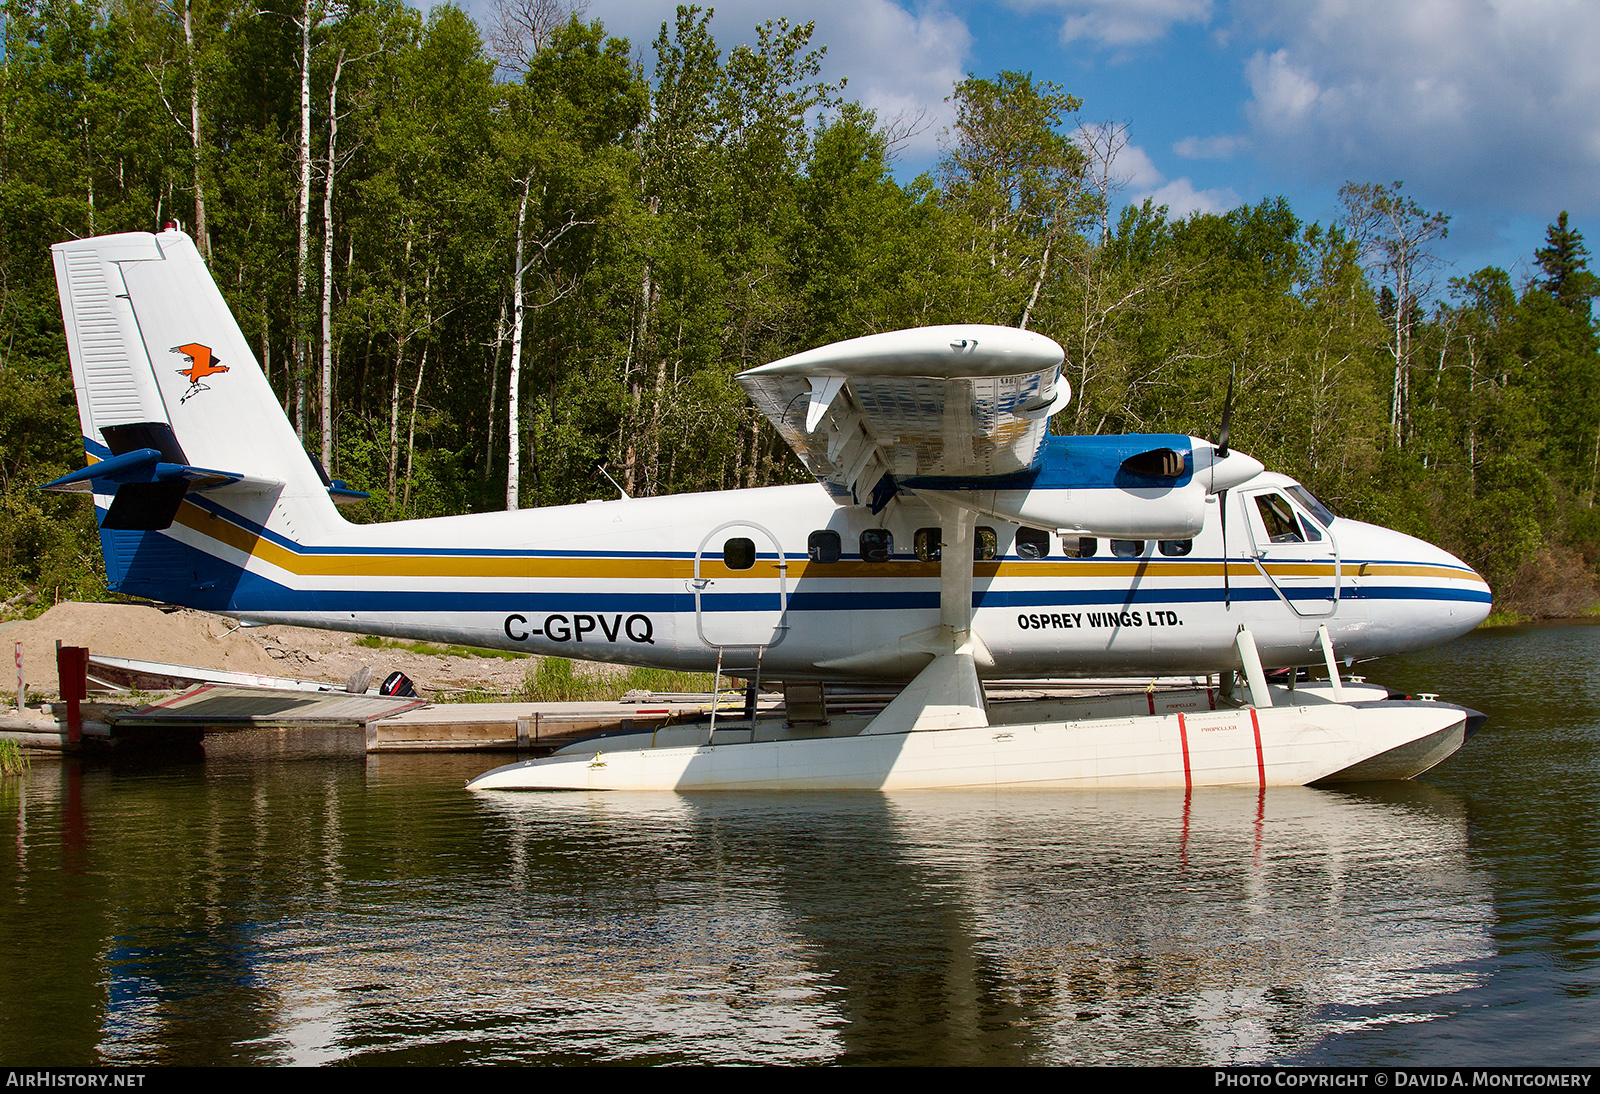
left=1062, top=536, right=1096, bottom=558
left=860, top=528, right=893, bottom=562
left=1298, top=516, right=1324, bottom=542
left=1110, top=539, right=1145, bottom=558
left=724, top=537, right=756, bottom=569
left=1016, top=527, right=1051, bottom=559
left=1254, top=494, right=1303, bottom=543
left=912, top=526, right=996, bottom=561
left=975, top=527, right=997, bottom=561
left=808, top=530, right=841, bottom=563
left=1159, top=539, right=1193, bottom=556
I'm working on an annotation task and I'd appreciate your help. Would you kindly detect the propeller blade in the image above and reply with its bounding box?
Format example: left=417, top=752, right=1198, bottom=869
left=1220, top=487, right=1232, bottom=609
left=1217, top=368, right=1235, bottom=459
left=1214, top=365, right=1237, bottom=607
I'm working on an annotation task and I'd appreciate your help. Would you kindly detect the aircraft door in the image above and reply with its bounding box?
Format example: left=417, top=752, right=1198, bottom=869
left=692, top=521, right=790, bottom=649
left=1241, top=489, right=1340, bottom=617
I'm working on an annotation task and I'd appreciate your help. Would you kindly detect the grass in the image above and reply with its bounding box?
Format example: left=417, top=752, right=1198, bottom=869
left=0, top=739, right=29, bottom=776
left=1480, top=604, right=1600, bottom=628
left=442, top=658, right=722, bottom=704
left=354, top=635, right=527, bottom=661
left=519, top=658, right=721, bottom=703
left=349, top=637, right=724, bottom=704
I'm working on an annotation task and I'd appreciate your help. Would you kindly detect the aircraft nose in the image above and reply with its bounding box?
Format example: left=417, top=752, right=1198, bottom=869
left=1353, top=521, right=1493, bottom=643
left=1431, top=539, right=1493, bottom=630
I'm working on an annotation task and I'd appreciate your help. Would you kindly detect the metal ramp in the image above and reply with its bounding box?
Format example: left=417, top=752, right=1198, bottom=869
left=111, top=684, right=425, bottom=729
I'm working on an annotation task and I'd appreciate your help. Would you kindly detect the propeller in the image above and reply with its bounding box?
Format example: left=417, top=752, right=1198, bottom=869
left=1217, top=367, right=1235, bottom=609
left=1217, top=370, right=1233, bottom=460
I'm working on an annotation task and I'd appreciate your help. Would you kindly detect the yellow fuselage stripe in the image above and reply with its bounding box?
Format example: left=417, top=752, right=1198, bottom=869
left=168, top=504, right=1485, bottom=588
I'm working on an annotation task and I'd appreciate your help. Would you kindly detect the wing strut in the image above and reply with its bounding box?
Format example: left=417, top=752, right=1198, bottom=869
left=861, top=497, right=989, bottom=735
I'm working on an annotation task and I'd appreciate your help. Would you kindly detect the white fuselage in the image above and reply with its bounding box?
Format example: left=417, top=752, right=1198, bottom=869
left=180, top=469, right=1490, bottom=680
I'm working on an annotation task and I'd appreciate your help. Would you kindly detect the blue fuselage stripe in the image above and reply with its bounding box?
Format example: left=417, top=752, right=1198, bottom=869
left=202, top=570, right=1490, bottom=614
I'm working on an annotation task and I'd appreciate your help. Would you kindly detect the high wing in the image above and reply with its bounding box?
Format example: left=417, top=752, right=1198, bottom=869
left=740, top=323, right=1267, bottom=539
left=737, top=325, right=1069, bottom=511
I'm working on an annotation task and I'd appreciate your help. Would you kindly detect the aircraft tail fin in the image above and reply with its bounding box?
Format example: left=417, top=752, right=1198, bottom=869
left=48, top=229, right=354, bottom=602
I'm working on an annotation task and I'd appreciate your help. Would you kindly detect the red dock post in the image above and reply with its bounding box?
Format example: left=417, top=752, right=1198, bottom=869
left=55, top=641, right=88, bottom=745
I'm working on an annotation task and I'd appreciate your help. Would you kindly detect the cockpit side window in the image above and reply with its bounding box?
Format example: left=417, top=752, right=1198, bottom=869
left=1254, top=494, right=1303, bottom=543
left=1285, top=485, right=1336, bottom=526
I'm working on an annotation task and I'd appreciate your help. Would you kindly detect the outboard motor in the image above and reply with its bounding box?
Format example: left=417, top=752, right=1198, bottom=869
left=380, top=671, right=418, bottom=698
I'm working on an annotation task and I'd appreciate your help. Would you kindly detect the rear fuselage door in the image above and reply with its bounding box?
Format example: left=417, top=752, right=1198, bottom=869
left=692, top=520, right=790, bottom=649
left=1241, top=489, right=1339, bottom=617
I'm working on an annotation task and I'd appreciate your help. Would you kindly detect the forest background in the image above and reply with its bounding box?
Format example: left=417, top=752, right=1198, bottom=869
left=3, top=0, right=1599, bottom=621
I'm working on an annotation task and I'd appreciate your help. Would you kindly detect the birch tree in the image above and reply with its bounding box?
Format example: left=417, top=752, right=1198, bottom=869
left=135, top=0, right=214, bottom=258
left=1338, top=181, right=1449, bottom=446
left=938, top=71, right=1093, bottom=329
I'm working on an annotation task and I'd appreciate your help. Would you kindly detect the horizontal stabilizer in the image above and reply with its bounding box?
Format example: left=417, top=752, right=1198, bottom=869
left=42, top=449, right=284, bottom=531
left=41, top=450, right=283, bottom=497
left=328, top=481, right=370, bottom=504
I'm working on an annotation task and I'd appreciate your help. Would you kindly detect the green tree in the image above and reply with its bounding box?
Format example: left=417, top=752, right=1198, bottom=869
left=938, top=71, right=1094, bottom=329
left=1337, top=180, right=1449, bottom=446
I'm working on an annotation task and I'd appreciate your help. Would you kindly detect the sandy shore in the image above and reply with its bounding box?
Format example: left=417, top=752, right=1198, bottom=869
left=0, top=601, right=543, bottom=699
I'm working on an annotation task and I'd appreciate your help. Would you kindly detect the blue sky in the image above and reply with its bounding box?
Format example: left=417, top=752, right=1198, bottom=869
left=467, top=0, right=1600, bottom=296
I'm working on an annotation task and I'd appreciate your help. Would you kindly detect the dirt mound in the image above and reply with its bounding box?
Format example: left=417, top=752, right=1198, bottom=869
left=0, top=602, right=537, bottom=699
left=1, top=602, right=283, bottom=692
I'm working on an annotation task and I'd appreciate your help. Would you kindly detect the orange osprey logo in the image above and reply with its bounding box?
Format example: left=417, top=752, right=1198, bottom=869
left=172, top=342, right=228, bottom=403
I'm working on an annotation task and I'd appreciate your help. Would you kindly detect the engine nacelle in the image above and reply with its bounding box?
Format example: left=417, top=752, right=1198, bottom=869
left=905, top=434, right=1260, bottom=540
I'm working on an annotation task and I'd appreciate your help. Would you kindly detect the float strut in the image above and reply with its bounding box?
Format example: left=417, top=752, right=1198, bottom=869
left=1317, top=623, right=1345, bottom=702
left=1235, top=624, right=1273, bottom=709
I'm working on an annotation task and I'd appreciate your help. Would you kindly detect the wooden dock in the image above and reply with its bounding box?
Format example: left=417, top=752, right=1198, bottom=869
left=3, top=671, right=1222, bottom=756
left=3, top=687, right=782, bottom=754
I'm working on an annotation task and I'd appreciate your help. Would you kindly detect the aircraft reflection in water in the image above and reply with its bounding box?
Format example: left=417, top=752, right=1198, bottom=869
left=1, top=759, right=1493, bottom=1064
left=47, top=229, right=1491, bottom=790
left=469, top=786, right=1493, bottom=1065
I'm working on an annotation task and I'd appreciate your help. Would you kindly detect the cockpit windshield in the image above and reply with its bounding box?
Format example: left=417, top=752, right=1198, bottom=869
left=1285, top=484, right=1336, bottom=527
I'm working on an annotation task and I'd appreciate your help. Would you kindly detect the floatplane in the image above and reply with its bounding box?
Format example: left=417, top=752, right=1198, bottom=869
left=46, top=228, right=1491, bottom=791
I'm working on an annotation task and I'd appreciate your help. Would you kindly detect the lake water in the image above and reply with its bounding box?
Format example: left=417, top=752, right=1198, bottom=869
left=1, top=623, right=1597, bottom=1066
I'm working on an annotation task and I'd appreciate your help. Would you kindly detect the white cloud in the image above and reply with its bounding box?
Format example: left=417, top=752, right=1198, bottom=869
left=1173, top=134, right=1249, bottom=160
left=1243, top=48, right=1319, bottom=128
left=1144, top=177, right=1241, bottom=218
left=1009, top=0, right=1213, bottom=47
left=1077, top=127, right=1241, bottom=218
left=1231, top=0, right=1600, bottom=215
left=1097, top=138, right=1164, bottom=189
